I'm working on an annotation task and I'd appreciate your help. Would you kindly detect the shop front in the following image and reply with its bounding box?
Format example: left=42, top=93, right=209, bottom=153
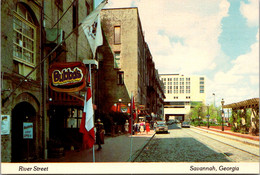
left=47, top=62, right=87, bottom=157
left=48, top=89, right=84, bottom=156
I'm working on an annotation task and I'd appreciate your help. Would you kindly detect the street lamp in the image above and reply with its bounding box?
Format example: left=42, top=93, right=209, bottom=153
left=221, top=98, right=225, bottom=131
left=198, top=107, right=201, bottom=127
left=118, top=98, right=122, bottom=112
left=207, top=105, right=210, bottom=128
left=212, top=93, right=215, bottom=108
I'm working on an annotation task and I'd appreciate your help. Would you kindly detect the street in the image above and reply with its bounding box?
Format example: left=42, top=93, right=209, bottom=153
left=134, top=124, right=260, bottom=162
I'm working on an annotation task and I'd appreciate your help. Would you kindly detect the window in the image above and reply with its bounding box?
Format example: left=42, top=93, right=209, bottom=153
left=186, top=77, right=190, bottom=81
left=168, top=78, right=172, bottom=81
left=174, top=96, right=178, bottom=99
left=13, top=3, right=36, bottom=79
left=180, top=78, right=184, bottom=81
left=117, top=71, right=124, bottom=85
left=55, top=0, right=63, bottom=11
left=186, top=96, right=191, bottom=99
left=65, top=108, right=82, bottom=128
left=186, top=86, right=190, bottom=93
left=73, top=0, right=78, bottom=32
left=200, top=77, right=204, bottom=81
left=168, top=82, right=172, bottom=85
left=186, top=82, right=190, bottom=85
left=180, top=86, right=184, bottom=94
left=174, top=78, right=178, bottom=81
left=200, top=85, right=204, bottom=93
left=114, top=51, right=121, bottom=69
left=114, top=26, right=121, bottom=44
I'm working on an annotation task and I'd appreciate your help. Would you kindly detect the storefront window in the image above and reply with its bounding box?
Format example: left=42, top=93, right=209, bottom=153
left=66, top=108, right=82, bottom=128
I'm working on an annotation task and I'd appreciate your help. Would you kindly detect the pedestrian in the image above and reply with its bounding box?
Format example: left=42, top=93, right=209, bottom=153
left=134, top=122, right=138, bottom=135
left=124, top=120, right=129, bottom=133
left=145, top=121, right=150, bottom=134
left=95, top=119, right=104, bottom=151
left=140, top=121, right=144, bottom=134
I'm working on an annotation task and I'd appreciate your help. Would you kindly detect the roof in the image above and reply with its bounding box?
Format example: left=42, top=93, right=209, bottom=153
left=223, top=98, right=259, bottom=110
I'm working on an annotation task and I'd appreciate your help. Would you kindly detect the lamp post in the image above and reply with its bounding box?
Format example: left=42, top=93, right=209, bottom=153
left=207, top=105, right=210, bottom=128
left=198, top=107, right=201, bottom=127
left=118, top=98, right=122, bottom=112
left=212, top=93, right=215, bottom=108
left=221, top=98, right=225, bottom=131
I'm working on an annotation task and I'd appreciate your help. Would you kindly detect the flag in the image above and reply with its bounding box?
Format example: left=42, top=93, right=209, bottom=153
left=79, top=68, right=95, bottom=149
left=81, top=0, right=107, bottom=57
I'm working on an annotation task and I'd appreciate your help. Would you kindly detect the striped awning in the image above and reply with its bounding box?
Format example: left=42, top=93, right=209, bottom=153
left=48, top=89, right=84, bottom=107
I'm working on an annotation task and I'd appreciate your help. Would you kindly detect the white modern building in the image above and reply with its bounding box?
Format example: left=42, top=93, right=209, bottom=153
left=160, top=74, right=206, bottom=121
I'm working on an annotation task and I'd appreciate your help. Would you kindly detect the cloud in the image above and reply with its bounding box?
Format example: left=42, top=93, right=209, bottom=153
left=104, top=0, right=258, bottom=105
left=210, top=30, right=259, bottom=104
left=134, top=0, right=230, bottom=74
left=240, top=0, right=259, bottom=27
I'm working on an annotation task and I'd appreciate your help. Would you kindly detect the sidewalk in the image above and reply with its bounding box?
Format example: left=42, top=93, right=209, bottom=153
left=192, top=126, right=259, bottom=147
left=46, top=131, right=155, bottom=162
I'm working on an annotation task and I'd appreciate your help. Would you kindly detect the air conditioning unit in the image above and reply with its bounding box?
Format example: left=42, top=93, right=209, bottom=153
left=45, top=28, right=64, bottom=45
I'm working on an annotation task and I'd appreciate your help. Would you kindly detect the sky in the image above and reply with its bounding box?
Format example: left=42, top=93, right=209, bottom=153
left=95, top=0, right=259, bottom=107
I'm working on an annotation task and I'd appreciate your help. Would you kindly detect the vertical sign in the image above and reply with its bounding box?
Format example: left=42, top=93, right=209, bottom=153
left=23, top=122, right=33, bottom=139
left=1, top=115, right=10, bottom=135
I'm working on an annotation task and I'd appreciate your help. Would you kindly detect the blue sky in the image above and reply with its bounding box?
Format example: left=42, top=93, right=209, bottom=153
left=96, top=0, right=259, bottom=106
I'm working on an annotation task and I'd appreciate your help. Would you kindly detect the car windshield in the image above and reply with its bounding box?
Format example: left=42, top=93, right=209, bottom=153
left=157, top=124, right=165, bottom=127
left=157, top=121, right=166, bottom=125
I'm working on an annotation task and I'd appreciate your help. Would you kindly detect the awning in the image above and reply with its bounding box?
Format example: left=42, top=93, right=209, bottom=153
left=48, top=89, right=84, bottom=107
left=223, top=98, right=259, bottom=110
left=111, top=103, right=130, bottom=113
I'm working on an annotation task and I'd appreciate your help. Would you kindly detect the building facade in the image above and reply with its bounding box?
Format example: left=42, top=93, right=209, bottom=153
left=1, top=0, right=95, bottom=162
left=160, top=74, right=206, bottom=121
left=100, top=8, right=165, bottom=119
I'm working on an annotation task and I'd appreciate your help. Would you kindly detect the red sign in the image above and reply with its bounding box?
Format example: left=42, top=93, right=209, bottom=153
left=49, top=62, right=86, bottom=92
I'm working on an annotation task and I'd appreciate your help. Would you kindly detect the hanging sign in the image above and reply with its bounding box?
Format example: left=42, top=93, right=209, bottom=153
left=23, top=122, right=33, bottom=139
left=49, top=62, right=86, bottom=92
left=1, top=115, right=10, bottom=135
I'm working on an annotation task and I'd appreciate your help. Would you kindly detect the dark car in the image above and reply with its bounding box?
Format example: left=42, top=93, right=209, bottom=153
left=181, top=121, right=190, bottom=128
left=155, top=121, right=168, bottom=133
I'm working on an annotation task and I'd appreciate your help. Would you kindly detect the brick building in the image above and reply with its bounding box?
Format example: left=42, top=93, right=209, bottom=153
left=100, top=8, right=165, bottom=119
left=1, top=0, right=95, bottom=162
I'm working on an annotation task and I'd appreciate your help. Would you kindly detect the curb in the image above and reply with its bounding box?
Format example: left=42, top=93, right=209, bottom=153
left=192, top=126, right=259, bottom=147
left=128, top=132, right=156, bottom=162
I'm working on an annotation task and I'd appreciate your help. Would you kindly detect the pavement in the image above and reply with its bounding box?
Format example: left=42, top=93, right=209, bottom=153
left=45, top=126, right=259, bottom=162
left=192, top=126, right=259, bottom=147
left=46, top=130, right=155, bottom=162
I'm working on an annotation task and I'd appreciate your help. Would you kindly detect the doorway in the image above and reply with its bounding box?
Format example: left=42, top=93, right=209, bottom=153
left=11, top=102, right=36, bottom=162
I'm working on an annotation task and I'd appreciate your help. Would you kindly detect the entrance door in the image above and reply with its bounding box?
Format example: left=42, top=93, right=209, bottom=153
left=11, top=102, right=36, bottom=162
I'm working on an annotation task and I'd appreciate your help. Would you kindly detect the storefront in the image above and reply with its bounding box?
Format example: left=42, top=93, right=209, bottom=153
left=48, top=90, right=84, bottom=153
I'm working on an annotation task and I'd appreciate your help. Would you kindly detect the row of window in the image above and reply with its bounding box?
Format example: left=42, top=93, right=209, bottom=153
left=173, top=96, right=190, bottom=99
left=161, top=77, right=190, bottom=82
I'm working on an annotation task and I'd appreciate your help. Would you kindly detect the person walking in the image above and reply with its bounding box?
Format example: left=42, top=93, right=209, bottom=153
left=96, top=119, right=104, bottom=151
left=145, top=121, right=150, bottom=134
left=124, top=120, right=129, bottom=134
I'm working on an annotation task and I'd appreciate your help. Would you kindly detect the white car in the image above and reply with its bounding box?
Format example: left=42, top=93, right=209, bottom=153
left=155, top=121, right=168, bottom=133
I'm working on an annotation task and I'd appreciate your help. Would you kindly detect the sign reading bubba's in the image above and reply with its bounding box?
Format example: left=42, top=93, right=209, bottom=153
left=49, top=62, right=86, bottom=92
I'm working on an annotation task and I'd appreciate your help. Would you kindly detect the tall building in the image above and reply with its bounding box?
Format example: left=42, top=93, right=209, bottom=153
left=100, top=8, right=165, bottom=119
left=160, top=74, right=206, bottom=121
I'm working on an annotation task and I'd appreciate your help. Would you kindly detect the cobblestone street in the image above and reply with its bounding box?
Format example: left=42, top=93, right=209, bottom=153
left=134, top=124, right=259, bottom=162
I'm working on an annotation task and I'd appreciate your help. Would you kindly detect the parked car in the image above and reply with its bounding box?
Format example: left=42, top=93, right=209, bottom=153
left=166, top=120, right=174, bottom=125
left=181, top=121, right=190, bottom=128
left=155, top=121, right=168, bottom=133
